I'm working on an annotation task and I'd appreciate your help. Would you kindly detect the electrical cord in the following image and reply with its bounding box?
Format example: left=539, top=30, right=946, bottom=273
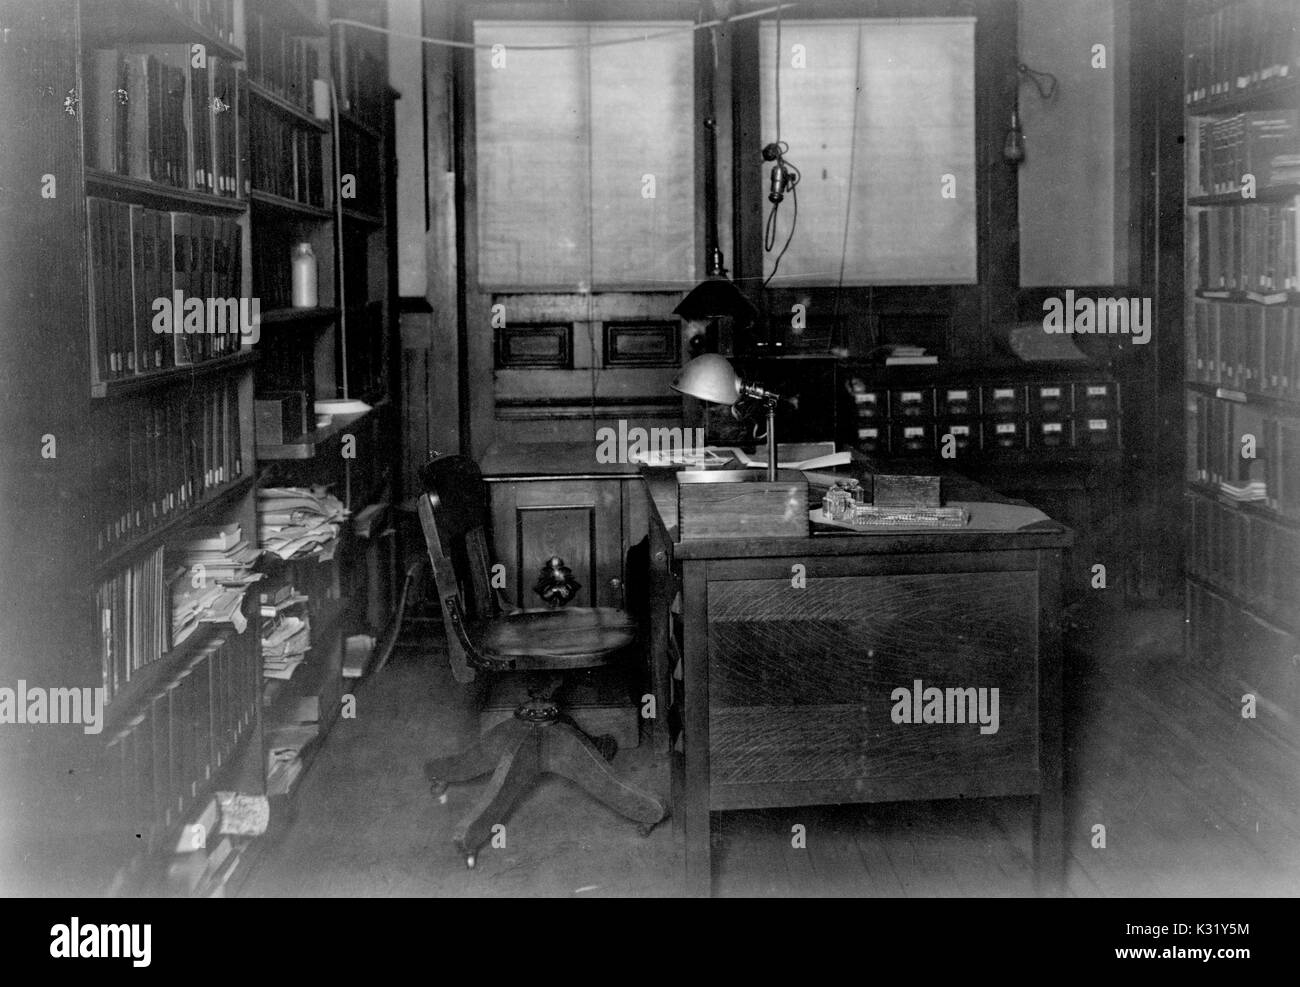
left=761, top=0, right=801, bottom=289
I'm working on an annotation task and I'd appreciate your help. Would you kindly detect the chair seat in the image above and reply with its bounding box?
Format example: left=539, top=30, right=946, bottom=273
left=470, top=606, right=636, bottom=670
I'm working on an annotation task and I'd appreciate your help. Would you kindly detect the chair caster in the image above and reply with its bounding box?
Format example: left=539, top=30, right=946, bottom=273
left=429, top=779, right=449, bottom=802
left=637, top=819, right=662, bottom=838
left=465, top=852, right=477, bottom=870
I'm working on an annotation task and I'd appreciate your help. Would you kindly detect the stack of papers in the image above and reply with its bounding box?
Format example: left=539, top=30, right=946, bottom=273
left=1219, top=479, right=1267, bottom=502
left=261, top=612, right=311, bottom=681
left=257, top=486, right=348, bottom=560
left=171, top=525, right=262, bottom=646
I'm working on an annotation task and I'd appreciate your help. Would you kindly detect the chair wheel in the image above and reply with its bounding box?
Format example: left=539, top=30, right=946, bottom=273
left=430, top=780, right=449, bottom=801
left=465, top=852, right=477, bottom=870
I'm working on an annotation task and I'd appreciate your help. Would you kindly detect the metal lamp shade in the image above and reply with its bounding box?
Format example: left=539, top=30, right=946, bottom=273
left=670, top=354, right=743, bottom=406
left=672, top=277, right=759, bottom=326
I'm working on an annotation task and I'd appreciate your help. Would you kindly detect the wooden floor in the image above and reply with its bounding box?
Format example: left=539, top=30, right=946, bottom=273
left=240, top=602, right=1300, bottom=897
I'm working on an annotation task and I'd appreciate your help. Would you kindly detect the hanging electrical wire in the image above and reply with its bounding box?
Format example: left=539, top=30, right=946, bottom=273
left=329, top=4, right=799, bottom=52
left=761, top=2, right=801, bottom=289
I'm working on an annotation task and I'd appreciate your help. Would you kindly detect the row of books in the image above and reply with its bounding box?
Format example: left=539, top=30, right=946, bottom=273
left=1193, top=197, right=1298, bottom=299
left=96, top=546, right=167, bottom=705
left=1187, top=298, right=1300, bottom=398
left=249, top=107, right=325, bottom=206
left=97, top=377, right=245, bottom=553
left=1187, top=489, right=1300, bottom=624
left=339, top=123, right=383, bottom=215
left=104, top=629, right=258, bottom=850
left=1189, top=110, right=1300, bottom=196
left=164, top=0, right=235, bottom=45
left=87, top=199, right=244, bottom=382
left=1261, top=415, right=1300, bottom=517
left=246, top=10, right=322, bottom=114
left=1185, top=0, right=1297, bottom=108
left=85, top=46, right=244, bottom=197
left=335, top=32, right=386, bottom=122
left=1185, top=392, right=1266, bottom=493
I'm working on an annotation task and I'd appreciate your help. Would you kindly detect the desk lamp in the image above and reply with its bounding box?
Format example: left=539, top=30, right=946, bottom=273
left=671, top=354, right=780, bottom=482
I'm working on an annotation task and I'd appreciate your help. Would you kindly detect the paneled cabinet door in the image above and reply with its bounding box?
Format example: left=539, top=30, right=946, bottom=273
left=489, top=478, right=625, bottom=609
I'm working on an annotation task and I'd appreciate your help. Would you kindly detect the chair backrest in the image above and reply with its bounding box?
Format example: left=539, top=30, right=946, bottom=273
left=418, top=454, right=501, bottom=683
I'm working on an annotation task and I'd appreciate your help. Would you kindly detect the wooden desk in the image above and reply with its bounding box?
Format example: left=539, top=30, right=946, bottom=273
left=641, top=467, right=1073, bottom=896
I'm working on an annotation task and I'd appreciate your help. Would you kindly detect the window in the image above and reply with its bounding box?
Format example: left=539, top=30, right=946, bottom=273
left=473, top=21, right=695, bottom=290
left=758, top=18, right=977, bottom=286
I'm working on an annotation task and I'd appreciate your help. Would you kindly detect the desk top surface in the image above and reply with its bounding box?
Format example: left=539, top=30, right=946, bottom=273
left=482, top=441, right=1073, bottom=557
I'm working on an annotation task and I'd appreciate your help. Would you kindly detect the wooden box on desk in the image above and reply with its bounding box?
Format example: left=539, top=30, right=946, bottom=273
left=676, top=469, right=808, bottom=540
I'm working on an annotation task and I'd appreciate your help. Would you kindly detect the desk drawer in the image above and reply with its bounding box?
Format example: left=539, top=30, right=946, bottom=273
left=704, top=565, right=1040, bottom=797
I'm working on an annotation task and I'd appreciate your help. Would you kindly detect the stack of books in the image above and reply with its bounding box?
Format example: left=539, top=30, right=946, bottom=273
left=170, top=522, right=261, bottom=646
left=256, top=487, right=348, bottom=560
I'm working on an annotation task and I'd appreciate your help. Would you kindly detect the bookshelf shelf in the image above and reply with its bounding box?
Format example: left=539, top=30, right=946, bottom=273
left=85, top=170, right=248, bottom=215
left=1185, top=569, right=1299, bottom=639
left=342, top=206, right=383, bottom=227
left=1187, top=79, right=1300, bottom=117
left=93, top=473, right=259, bottom=579
left=1186, top=480, right=1300, bottom=530
left=1185, top=379, right=1300, bottom=413
left=260, top=305, right=340, bottom=325
left=102, top=623, right=237, bottom=737
left=91, top=349, right=258, bottom=399
left=338, top=111, right=383, bottom=141
left=79, top=0, right=244, bottom=61
left=250, top=189, right=335, bottom=220
left=248, top=81, right=331, bottom=132
left=256, top=406, right=374, bottom=460
left=1191, top=288, right=1299, bottom=306
left=1188, top=184, right=1300, bottom=207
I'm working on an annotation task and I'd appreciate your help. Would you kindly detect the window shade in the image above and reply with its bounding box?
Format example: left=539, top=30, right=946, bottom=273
left=759, top=18, right=977, bottom=286
left=474, top=22, right=695, bottom=290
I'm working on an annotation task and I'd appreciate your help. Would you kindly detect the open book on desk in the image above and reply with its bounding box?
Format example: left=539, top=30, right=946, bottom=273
left=723, top=442, right=852, bottom=471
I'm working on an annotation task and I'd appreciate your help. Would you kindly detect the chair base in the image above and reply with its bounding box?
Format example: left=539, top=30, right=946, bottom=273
left=425, top=708, right=668, bottom=864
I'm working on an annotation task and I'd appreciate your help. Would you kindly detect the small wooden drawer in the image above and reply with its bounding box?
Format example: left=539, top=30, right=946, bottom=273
left=1075, top=416, right=1117, bottom=448
left=855, top=424, right=887, bottom=455
left=982, top=385, right=1024, bottom=417
left=939, top=387, right=977, bottom=417
left=890, top=388, right=934, bottom=419
left=1075, top=381, right=1118, bottom=416
left=983, top=418, right=1025, bottom=450
left=938, top=421, right=978, bottom=455
left=1029, top=384, right=1070, bottom=417
left=848, top=381, right=885, bottom=419
left=1031, top=419, right=1071, bottom=449
left=891, top=422, right=934, bottom=455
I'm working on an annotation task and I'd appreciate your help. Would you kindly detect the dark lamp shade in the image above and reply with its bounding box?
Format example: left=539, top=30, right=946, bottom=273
left=672, top=277, right=759, bottom=325
left=670, top=354, right=742, bottom=405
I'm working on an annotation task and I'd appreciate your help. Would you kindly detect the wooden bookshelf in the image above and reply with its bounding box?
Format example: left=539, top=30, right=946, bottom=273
left=1182, top=0, right=1300, bottom=714
left=243, top=0, right=400, bottom=835
left=0, top=0, right=272, bottom=895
